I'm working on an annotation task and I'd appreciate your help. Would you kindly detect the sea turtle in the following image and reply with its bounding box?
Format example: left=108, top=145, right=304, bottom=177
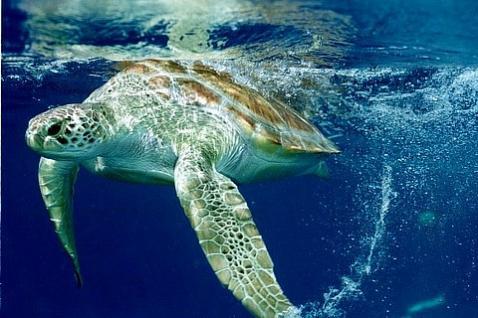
left=25, top=59, right=339, bottom=318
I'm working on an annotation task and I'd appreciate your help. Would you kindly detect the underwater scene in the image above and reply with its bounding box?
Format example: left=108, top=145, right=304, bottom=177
left=2, top=0, right=478, bottom=317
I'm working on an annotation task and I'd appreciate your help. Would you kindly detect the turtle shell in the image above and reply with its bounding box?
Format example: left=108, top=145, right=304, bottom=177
left=118, top=59, right=340, bottom=154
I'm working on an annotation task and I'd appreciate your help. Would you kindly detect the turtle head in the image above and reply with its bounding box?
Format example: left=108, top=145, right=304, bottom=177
left=26, top=103, right=114, bottom=160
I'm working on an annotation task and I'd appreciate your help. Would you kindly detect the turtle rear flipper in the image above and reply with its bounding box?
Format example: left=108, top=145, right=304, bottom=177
left=39, top=157, right=82, bottom=287
left=174, top=148, right=294, bottom=318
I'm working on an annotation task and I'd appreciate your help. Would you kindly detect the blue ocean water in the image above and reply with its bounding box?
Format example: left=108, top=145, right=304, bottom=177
left=2, top=0, right=478, bottom=317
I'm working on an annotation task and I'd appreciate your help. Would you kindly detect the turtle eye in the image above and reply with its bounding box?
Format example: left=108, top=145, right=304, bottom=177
left=47, top=122, right=62, bottom=136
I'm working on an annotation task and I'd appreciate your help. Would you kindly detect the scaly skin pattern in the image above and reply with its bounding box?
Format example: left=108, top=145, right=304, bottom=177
left=175, top=148, right=293, bottom=317
left=25, top=60, right=338, bottom=318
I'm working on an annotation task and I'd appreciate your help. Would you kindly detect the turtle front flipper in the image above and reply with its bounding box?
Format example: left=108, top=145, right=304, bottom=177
left=38, top=157, right=82, bottom=286
left=174, top=149, right=294, bottom=318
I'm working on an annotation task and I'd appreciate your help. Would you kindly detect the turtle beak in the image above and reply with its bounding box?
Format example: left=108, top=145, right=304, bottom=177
left=26, top=132, right=44, bottom=151
left=26, top=117, right=47, bottom=152
left=25, top=116, right=51, bottom=152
